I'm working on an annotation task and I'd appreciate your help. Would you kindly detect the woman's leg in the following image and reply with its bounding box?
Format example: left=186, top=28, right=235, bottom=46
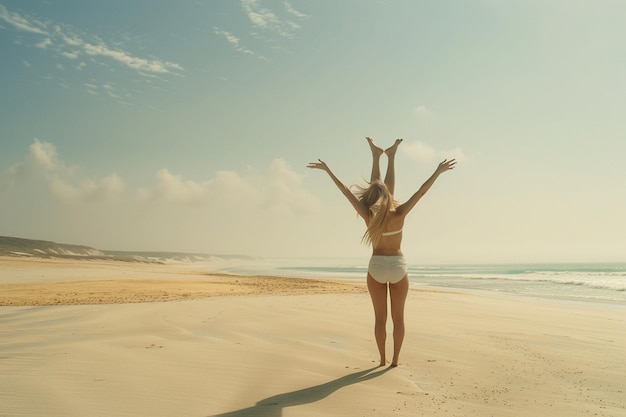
left=366, top=137, right=383, bottom=182
left=367, top=274, right=388, bottom=366
left=383, top=139, right=402, bottom=196
left=389, top=275, right=408, bottom=366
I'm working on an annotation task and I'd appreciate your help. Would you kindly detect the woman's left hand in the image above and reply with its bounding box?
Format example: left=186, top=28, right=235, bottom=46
left=306, top=159, right=330, bottom=172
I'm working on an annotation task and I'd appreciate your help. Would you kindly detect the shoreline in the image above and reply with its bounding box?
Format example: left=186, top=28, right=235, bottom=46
left=2, top=255, right=624, bottom=309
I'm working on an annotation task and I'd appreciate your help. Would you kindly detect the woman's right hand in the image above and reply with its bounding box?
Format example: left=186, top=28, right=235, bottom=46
left=436, top=159, right=456, bottom=174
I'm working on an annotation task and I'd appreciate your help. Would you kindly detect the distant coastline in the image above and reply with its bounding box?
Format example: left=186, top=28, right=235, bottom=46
left=3, top=235, right=625, bottom=304
left=0, top=236, right=256, bottom=264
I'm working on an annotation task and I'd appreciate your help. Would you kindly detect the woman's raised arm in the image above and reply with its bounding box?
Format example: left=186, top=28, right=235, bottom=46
left=395, top=159, right=456, bottom=216
left=307, top=159, right=370, bottom=221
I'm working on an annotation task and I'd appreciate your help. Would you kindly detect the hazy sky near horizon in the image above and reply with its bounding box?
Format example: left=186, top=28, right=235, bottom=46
left=1, top=0, right=625, bottom=263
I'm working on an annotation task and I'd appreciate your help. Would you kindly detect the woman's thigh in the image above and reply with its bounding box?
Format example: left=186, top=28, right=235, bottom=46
left=367, top=274, right=388, bottom=319
left=389, top=276, right=408, bottom=320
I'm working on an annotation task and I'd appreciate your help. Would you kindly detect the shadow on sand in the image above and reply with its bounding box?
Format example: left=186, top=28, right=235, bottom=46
left=207, top=366, right=393, bottom=417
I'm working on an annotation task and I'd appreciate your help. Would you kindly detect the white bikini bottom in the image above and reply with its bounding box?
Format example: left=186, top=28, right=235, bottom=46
left=368, top=256, right=407, bottom=284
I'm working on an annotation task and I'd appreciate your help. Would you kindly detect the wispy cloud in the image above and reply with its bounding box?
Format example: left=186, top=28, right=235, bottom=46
left=284, top=1, right=307, bottom=19
left=403, top=140, right=468, bottom=162
left=242, top=0, right=282, bottom=33
left=35, top=37, right=52, bottom=49
left=79, top=81, right=131, bottom=103
left=215, top=0, right=308, bottom=60
left=61, top=50, right=79, bottom=59
left=241, top=0, right=306, bottom=38
left=0, top=3, right=47, bottom=34
left=81, top=41, right=183, bottom=75
left=0, top=3, right=183, bottom=77
left=214, top=27, right=266, bottom=61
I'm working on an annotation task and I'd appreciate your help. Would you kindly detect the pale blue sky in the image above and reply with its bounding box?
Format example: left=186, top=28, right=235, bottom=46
left=1, top=1, right=625, bottom=263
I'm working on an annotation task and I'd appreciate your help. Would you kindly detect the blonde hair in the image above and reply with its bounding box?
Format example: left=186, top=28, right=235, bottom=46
left=352, top=179, right=398, bottom=246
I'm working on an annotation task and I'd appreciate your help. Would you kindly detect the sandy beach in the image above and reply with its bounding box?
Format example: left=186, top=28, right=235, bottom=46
left=1, top=256, right=625, bottom=417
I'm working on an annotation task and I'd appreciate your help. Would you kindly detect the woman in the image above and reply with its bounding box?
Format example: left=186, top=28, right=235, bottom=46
left=307, top=137, right=456, bottom=367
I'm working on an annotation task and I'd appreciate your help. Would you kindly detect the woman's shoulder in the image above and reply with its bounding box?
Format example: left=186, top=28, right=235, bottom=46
left=389, top=210, right=406, bottom=221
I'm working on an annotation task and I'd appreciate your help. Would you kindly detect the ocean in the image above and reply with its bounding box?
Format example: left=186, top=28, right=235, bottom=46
left=211, top=258, right=626, bottom=305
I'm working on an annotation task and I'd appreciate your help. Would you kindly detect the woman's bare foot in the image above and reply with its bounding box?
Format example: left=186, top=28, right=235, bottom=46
left=367, top=137, right=384, bottom=158
left=391, top=352, right=401, bottom=367
left=384, top=138, right=403, bottom=157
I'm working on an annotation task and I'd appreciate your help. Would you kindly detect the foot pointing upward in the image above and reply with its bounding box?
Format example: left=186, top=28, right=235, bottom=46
left=385, top=138, right=403, bottom=157
left=366, top=137, right=384, bottom=158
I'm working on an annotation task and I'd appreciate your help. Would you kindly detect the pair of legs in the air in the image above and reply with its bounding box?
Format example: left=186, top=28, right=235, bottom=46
left=365, top=137, right=409, bottom=367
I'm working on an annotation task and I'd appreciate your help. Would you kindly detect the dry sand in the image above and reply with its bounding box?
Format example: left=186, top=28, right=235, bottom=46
left=0, top=257, right=364, bottom=306
left=1, top=256, right=625, bottom=416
